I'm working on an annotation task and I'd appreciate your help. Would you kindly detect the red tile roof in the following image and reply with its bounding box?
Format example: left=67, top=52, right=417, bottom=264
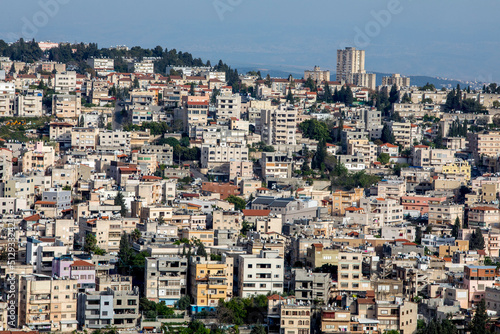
left=70, top=260, right=95, bottom=267
left=24, top=214, right=40, bottom=221
left=242, top=209, right=271, bottom=216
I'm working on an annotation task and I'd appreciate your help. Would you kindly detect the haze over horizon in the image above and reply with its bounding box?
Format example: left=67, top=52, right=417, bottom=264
left=1, top=0, right=498, bottom=82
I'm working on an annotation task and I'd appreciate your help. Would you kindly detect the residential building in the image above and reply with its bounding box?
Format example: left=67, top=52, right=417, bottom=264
left=54, top=71, right=77, bottom=93
left=336, top=47, right=365, bottom=83
left=22, top=141, right=55, bottom=173
left=189, top=255, right=233, bottom=313
left=292, top=268, right=330, bottom=304
left=18, top=274, right=78, bottom=332
left=382, top=73, right=410, bottom=88
left=428, top=202, right=464, bottom=226
left=468, top=206, right=500, bottom=228
left=463, top=265, right=497, bottom=307
left=237, top=250, right=284, bottom=297
left=53, top=93, right=81, bottom=119
left=77, top=286, right=140, bottom=329
left=216, top=93, right=242, bottom=120
left=260, top=105, right=297, bottom=146
left=304, top=66, right=330, bottom=83
left=17, top=89, right=43, bottom=117
left=144, top=256, right=188, bottom=305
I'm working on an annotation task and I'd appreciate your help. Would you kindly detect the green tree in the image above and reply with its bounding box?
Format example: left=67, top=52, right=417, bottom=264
left=175, top=296, right=191, bottom=310
left=131, top=228, right=141, bottom=243
left=470, top=299, right=488, bottom=334
left=114, top=191, right=127, bottom=217
left=312, top=139, right=327, bottom=170
left=117, top=233, right=134, bottom=275
left=84, top=233, right=97, bottom=253
left=377, top=153, right=391, bottom=165
left=286, top=87, right=294, bottom=104
left=195, top=240, right=208, bottom=259
left=226, top=195, right=246, bottom=211
left=250, top=325, right=266, bottom=334
left=298, top=119, right=331, bottom=142
left=470, top=227, right=485, bottom=250
left=451, top=217, right=460, bottom=239
left=415, top=226, right=422, bottom=244
left=381, top=124, right=395, bottom=144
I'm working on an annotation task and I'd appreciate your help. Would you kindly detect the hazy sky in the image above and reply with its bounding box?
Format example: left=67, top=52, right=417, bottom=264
left=1, top=0, right=498, bottom=81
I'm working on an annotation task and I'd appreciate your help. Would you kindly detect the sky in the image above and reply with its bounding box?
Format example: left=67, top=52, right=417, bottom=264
left=1, top=0, right=498, bottom=81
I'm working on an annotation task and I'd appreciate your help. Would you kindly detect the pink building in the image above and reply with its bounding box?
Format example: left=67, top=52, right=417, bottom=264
left=52, top=256, right=96, bottom=291
left=401, top=195, right=447, bottom=214
left=463, top=265, right=497, bottom=307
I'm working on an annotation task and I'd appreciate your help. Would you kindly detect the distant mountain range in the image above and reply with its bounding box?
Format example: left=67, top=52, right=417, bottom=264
left=236, top=66, right=486, bottom=90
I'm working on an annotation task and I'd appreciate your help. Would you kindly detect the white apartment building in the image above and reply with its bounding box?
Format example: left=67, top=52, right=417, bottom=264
left=200, top=144, right=249, bottom=169
left=87, top=58, right=115, bottom=76
left=388, top=121, right=421, bottom=148
left=336, top=47, right=365, bottom=83
left=216, top=93, right=242, bottom=120
left=98, top=130, right=131, bottom=152
left=260, top=105, right=297, bottom=146
left=54, top=71, right=77, bottom=93
left=17, top=89, right=43, bottom=117
left=238, top=250, right=284, bottom=297
left=131, top=60, right=155, bottom=74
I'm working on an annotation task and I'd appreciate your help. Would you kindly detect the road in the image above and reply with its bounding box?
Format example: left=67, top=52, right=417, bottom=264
left=190, top=165, right=208, bottom=182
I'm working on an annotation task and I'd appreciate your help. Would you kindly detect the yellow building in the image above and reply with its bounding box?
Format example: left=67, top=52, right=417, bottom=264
left=189, top=256, right=233, bottom=313
left=442, top=161, right=471, bottom=181
left=331, top=188, right=364, bottom=216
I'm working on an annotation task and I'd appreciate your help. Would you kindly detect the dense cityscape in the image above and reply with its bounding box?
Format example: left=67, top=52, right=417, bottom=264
left=0, top=37, right=499, bottom=334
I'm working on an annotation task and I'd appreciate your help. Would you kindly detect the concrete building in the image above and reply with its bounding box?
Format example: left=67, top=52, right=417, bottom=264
left=200, top=143, right=249, bottom=169
left=352, top=72, right=376, bottom=90
left=212, top=210, right=243, bottom=230
left=87, top=58, right=115, bottom=77
left=304, top=66, right=330, bottom=83
left=54, top=71, right=77, bottom=93
left=428, top=202, right=464, bottom=226
left=468, top=206, right=500, bottom=228
left=389, top=122, right=420, bottom=148
left=77, top=286, right=140, bottom=329
left=18, top=274, right=78, bottom=332
left=145, top=256, right=188, bottom=305
left=237, top=250, right=284, bottom=297
left=216, top=93, right=242, bottom=120
left=0, top=174, right=36, bottom=205
left=53, top=93, right=81, bottom=119
left=467, top=131, right=500, bottom=163
left=279, top=301, right=311, bottom=334
left=22, top=141, right=55, bottom=173
left=98, top=130, right=131, bottom=152
left=17, top=89, right=43, bottom=117
left=41, top=188, right=72, bottom=211
left=377, top=179, right=406, bottom=198
left=182, top=95, right=209, bottom=137
left=292, top=268, right=330, bottom=304
left=140, top=144, right=174, bottom=166
left=189, top=255, right=233, bottom=313
left=331, top=188, right=364, bottom=216
left=336, top=47, right=365, bottom=83
left=382, top=73, right=410, bottom=88
left=260, top=151, right=293, bottom=179
left=463, top=265, right=497, bottom=307
left=260, top=105, right=297, bottom=146
left=71, top=127, right=99, bottom=150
